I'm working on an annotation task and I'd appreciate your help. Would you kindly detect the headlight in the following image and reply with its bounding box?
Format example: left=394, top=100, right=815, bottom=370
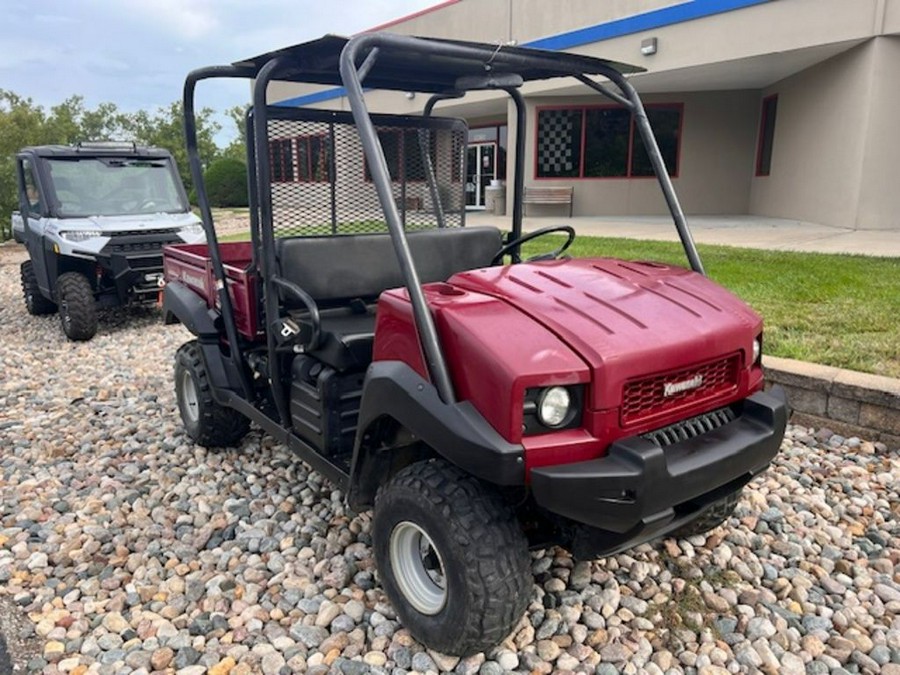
left=59, top=230, right=103, bottom=242
left=538, top=386, right=573, bottom=428
left=180, top=223, right=205, bottom=237
left=753, top=337, right=762, bottom=364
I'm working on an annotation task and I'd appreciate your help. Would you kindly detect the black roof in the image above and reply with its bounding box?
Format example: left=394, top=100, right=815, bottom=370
left=233, top=34, right=643, bottom=93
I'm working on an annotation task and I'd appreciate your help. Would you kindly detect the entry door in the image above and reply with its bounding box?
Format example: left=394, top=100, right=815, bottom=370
left=465, top=143, right=496, bottom=208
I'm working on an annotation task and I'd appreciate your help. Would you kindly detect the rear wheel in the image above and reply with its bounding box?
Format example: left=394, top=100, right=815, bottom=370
left=373, top=459, right=532, bottom=656
left=673, top=490, right=741, bottom=538
left=20, top=261, right=57, bottom=315
left=175, top=340, right=249, bottom=447
left=57, top=272, right=97, bottom=341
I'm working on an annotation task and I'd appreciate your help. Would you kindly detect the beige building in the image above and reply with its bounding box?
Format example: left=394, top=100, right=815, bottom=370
left=270, top=0, right=900, bottom=231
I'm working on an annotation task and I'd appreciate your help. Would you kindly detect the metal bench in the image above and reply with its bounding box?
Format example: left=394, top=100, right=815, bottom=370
left=524, top=186, right=574, bottom=217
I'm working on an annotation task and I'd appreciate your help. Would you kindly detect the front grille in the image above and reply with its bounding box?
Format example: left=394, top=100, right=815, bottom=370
left=642, top=406, right=736, bottom=447
left=109, top=228, right=181, bottom=238
left=622, top=354, right=740, bottom=426
left=105, top=241, right=166, bottom=254
left=102, top=230, right=181, bottom=257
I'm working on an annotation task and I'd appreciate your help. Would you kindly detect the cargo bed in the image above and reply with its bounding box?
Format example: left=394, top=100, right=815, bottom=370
left=163, top=242, right=262, bottom=339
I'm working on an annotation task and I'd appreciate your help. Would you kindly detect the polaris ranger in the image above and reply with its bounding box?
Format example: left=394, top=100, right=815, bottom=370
left=13, top=142, right=204, bottom=340
left=163, top=34, right=788, bottom=656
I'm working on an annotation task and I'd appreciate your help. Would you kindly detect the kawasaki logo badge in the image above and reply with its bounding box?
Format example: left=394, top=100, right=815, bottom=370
left=663, top=375, right=703, bottom=396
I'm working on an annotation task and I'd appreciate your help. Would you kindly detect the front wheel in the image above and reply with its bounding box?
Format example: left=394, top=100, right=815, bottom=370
left=174, top=340, right=249, bottom=448
left=57, top=272, right=97, bottom=341
left=20, top=261, right=57, bottom=315
left=373, top=459, right=532, bottom=656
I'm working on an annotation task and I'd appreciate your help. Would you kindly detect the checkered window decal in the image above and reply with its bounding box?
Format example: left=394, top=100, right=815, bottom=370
left=537, top=109, right=582, bottom=178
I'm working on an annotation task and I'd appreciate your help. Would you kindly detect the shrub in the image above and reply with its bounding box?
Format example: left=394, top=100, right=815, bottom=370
left=203, top=158, right=248, bottom=207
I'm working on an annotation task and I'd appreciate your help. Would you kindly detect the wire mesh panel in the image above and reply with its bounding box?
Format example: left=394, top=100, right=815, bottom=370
left=262, top=108, right=467, bottom=237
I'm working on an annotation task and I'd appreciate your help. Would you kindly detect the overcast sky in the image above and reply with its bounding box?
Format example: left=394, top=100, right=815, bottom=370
left=0, top=0, right=438, bottom=144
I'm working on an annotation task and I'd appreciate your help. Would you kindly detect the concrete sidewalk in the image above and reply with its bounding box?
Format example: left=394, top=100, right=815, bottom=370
left=467, top=212, right=900, bottom=257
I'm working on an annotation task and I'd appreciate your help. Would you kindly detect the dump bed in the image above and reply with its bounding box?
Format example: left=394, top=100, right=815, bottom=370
left=163, top=242, right=261, bottom=339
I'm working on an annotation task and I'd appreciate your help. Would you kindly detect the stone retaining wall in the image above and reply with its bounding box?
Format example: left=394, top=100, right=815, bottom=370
left=763, top=355, right=900, bottom=450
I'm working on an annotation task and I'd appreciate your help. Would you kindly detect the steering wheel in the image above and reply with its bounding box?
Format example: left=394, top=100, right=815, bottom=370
left=139, top=199, right=158, bottom=211
left=491, top=225, right=576, bottom=265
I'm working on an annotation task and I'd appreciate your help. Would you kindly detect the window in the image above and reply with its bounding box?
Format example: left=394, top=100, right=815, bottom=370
left=365, top=129, right=435, bottom=182
left=22, top=160, right=42, bottom=215
left=270, top=139, right=294, bottom=182
left=296, top=135, right=332, bottom=182
left=536, top=105, right=682, bottom=179
left=584, top=108, right=630, bottom=177
left=756, top=95, right=777, bottom=176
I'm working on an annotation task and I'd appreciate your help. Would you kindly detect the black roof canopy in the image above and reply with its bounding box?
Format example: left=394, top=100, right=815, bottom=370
left=233, top=34, right=643, bottom=93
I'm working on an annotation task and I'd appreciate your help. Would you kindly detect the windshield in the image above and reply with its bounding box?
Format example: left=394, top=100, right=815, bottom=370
left=45, top=157, right=189, bottom=217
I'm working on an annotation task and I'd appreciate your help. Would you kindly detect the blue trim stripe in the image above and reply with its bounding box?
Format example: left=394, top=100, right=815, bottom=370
left=275, top=0, right=771, bottom=107
left=526, top=0, right=771, bottom=51
left=276, top=86, right=348, bottom=108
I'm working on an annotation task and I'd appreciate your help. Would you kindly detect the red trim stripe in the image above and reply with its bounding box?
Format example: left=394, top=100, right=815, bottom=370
left=361, top=0, right=463, bottom=34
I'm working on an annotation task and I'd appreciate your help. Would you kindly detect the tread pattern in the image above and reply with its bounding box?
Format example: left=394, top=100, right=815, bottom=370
left=175, top=340, right=250, bottom=448
left=673, top=491, right=740, bottom=538
left=374, top=459, right=532, bottom=655
left=20, top=261, right=56, bottom=315
left=57, top=272, right=97, bottom=341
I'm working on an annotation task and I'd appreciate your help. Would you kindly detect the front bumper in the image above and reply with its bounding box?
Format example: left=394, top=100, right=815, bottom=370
left=530, top=386, right=788, bottom=557
left=98, top=232, right=181, bottom=303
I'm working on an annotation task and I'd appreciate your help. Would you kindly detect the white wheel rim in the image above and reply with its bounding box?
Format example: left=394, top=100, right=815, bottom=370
left=181, top=370, right=199, bottom=424
left=389, top=521, right=447, bottom=615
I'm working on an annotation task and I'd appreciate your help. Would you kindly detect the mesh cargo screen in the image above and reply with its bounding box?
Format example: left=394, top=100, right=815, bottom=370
left=260, top=108, right=467, bottom=237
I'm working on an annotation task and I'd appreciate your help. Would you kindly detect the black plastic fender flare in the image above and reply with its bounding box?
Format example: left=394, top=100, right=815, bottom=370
left=348, top=361, right=525, bottom=510
left=162, top=280, right=219, bottom=336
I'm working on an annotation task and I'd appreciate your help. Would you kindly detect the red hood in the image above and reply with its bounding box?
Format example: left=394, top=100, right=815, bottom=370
left=451, top=258, right=762, bottom=410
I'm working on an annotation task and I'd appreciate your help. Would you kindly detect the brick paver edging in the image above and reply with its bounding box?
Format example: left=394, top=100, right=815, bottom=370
left=763, top=355, right=900, bottom=450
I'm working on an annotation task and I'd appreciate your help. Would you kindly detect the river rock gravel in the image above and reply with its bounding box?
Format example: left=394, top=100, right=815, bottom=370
left=0, top=242, right=898, bottom=674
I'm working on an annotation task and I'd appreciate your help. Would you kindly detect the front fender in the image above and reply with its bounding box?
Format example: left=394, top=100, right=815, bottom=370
left=348, top=361, right=525, bottom=509
left=162, top=280, right=219, bottom=336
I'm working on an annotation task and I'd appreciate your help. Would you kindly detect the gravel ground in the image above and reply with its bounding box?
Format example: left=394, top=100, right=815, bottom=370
left=0, top=241, right=898, bottom=675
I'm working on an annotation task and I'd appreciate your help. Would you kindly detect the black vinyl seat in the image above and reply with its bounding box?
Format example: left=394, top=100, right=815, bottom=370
left=276, top=226, right=502, bottom=371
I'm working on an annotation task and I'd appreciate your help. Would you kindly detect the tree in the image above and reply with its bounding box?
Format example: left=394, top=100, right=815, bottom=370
left=124, top=101, right=221, bottom=193
left=204, top=158, right=249, bottom=207
left=221, top=105, right=250, bottom=163
left=0, top=91, right=53, bottom=232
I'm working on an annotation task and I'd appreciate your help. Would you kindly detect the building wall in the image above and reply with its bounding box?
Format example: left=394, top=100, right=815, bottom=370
left=856, top=36, right=900, bottom=230
left=266, top=0, right=900, bottom=228
left=748, top=42, right=874, bottom=228
left=521, top=90, right=758, bottom=217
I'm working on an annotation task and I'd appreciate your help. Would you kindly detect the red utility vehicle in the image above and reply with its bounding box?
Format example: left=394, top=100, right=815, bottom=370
left=163, top=34, right=788, bottom=656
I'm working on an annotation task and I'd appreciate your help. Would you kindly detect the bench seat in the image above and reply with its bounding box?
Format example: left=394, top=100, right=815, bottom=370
left=524, top=186, right=574, bottom=217
left=276, top=226, right=502, bottom=371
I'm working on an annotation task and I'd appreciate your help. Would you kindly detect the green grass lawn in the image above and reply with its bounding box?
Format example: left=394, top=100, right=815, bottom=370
left=208, top=222, right=900, bottom=378
left=522, top=235, right=900, bottom=379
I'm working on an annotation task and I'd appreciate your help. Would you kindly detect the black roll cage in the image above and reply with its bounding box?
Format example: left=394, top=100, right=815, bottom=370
left=181, top=32, right=704, bottom=416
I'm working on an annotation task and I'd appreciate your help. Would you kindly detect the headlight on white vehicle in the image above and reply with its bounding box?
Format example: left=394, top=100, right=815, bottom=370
left=59, top=230, right=103, bottom=242
left=180, top=223, right=205, bottom=237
